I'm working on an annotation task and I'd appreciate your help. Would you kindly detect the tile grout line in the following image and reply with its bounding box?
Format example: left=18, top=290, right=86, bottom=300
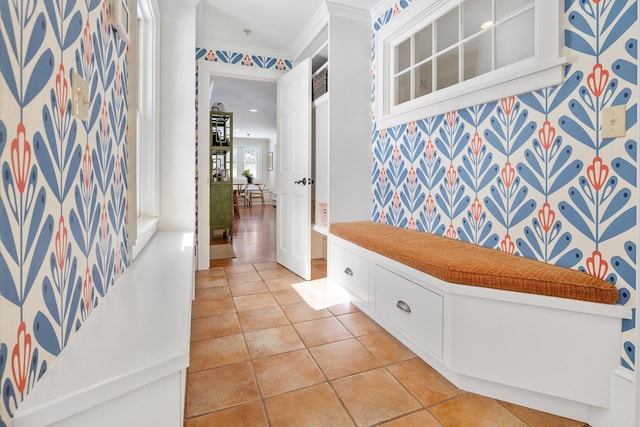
left=226, top=263, right=273, bottom=425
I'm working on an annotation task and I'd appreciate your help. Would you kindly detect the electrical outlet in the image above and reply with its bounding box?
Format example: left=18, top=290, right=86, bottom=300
left=71, top=69, right=89, bottom=122
left=601, top=105, right=626, bottom=139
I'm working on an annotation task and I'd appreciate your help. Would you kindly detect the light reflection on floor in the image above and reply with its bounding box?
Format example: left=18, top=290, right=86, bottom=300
left=292, top=278, right=350, bottom=310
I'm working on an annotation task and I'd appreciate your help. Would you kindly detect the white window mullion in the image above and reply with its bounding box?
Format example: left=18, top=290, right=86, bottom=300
left=375, top=0, right=565, bottom=129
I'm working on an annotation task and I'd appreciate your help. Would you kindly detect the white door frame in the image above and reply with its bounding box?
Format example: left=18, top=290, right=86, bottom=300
left=196, top=60, right=284, bottom=270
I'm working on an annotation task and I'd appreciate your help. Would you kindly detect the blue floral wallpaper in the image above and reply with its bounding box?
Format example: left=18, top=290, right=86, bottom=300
left=372, top=0, right=637, bottom=372
left=195, top=48, right=293, bottom=71
left=0, top=0, right=128, bottom=423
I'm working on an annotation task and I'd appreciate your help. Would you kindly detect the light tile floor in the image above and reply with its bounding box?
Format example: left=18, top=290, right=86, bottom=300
left=185, top=260, right=588, bottom=426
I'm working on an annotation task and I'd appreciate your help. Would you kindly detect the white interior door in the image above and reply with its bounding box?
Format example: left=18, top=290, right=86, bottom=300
left=276, top=59, right=311, bottom=280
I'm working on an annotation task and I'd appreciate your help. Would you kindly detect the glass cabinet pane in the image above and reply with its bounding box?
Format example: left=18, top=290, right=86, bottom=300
left=496, top=9, right=534, bottom=68
left=436, top=7, right=459, bottom=52
left=463, top=32, right=492, bottom=80
left=436, top=48, right=459, bottom=90
left=415, top=24, right=433, bottom=63
left=497, top=0, right=533, bottom=21
left=416, top=61, right=433, bottom=97
left=395, top=70, right=412, bottom=105
left=463, top=0, right=492, bottom=38
left=395, top=38, right=412, bottom=73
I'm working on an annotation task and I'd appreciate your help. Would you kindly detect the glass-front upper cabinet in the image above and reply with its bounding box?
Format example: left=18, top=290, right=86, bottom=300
left=392, top=0, right=535, bottom=108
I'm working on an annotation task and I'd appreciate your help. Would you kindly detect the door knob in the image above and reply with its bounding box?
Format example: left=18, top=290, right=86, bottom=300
left=294, top=178, right=307, bottom=185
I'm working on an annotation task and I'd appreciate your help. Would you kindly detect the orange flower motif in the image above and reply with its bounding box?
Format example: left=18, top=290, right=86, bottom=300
left=446, top=111, right=456, bottom=128
left=83, top=21, right=92, bottom=65
left=586, top=250, right=608, bottom=280
left=11, top=123, right=31, bottom=194
left=379, top=211, right=387, bottom=224
left=115, top=246, right=121, bottom=274
left=501, top=97, right=515, bottom=115
left=426, top=195, right=435, bottom=214
left=408, top=166, right=416, bottom=185
left=392, top=3, right=400, bottom=16
left=538, top=120, right=555, bottom=151
left=586, top=156, right=608, bottom=191
left=102, top=0, right=109, bottom=32
left=115, top=156, right=121, bottom=187
left=276, top=59, right=284, bottom=70
left=379, top=166, right=387, bottom=184
left=101, top=100, right=108, bottom=138
left=446, top=224, right=457, bottom=239
left=586, top=63, right=609, bottom=97
left=55, top=216, right=68, bottom=270
left=55, top=64, right=68, bottom=118
left=101, top=205, right=109, bottom=241
left=408, top=217, right=416, bottom=230
left=470, top=132, right=482, bottom=156
left=393, top=192, right=400, bottom=210
left=446, top=165, right=456, bottom=187
left=115, top=62, right=121, bottom=96
left=380, top=128, right=387, bottom=142
left=425, top=140, right=434, bottom=160
left=501, top=162, right=515, bottom=188
left=501, top=234, right=515, bottom=254
left=83, top=268, right=93, bottom=313
left=471, top=198, right=482, bottom=222
left=82, top=143, right=91, bottom=188
left=206, top=50, right=216, bottom=61
left=11, top=322, right=32, bottom=394
left=538, top=202, right=555, bottom=233
left=243, top=54, right=252, bottom=66
left=408, top=121, right=416, bottom=136
left=392, top=145, right=401, bottom=162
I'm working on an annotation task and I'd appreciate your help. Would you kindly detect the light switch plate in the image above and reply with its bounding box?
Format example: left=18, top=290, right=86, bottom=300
left=71, top=69, right=89, bottom=122
left=601, top=105, right=626, bottom=139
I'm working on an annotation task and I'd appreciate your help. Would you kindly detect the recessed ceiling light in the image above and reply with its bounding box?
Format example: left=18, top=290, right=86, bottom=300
left=480, top=21, right=493, bottom=30
left=249, top=108, right=258, bottom=112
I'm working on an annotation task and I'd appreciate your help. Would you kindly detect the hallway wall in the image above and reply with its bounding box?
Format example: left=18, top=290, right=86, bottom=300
left=0, top=0, right=129, bottom=423
left=371, top=0, right=638, bottom=380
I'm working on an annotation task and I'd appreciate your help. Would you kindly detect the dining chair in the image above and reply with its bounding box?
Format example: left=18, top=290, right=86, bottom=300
left=248, top=183, right=265, bottom=207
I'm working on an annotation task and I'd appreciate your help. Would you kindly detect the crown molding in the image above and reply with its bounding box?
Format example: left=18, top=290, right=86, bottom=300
left=289, top=3, right=329, bottom=62
left=326, top=0, right=371, bottom=22
left=370, top=0, right=395, bottom=23
left=197, top=38, right=291, bottom=60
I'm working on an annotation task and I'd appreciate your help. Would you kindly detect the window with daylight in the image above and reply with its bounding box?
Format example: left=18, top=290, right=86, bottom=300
left=233, top=146, right=261, bottom=179
left=375, top=0, right=565, bottom=128
left=131, top=0, right=160, bottom=259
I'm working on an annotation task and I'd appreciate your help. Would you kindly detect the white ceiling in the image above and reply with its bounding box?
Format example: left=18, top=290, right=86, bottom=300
left=200, top=0, right=381, bottom=140
left=209, top=77, right=276, bottom=140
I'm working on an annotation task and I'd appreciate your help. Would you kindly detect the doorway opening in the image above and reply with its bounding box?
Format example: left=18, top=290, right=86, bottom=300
left=196, top=61, right=282, bottom=270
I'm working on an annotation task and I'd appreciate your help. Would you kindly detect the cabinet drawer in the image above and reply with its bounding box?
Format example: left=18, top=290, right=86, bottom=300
left=375, top=266, right=443, bottom=357
left=330, top=243, right=369, bottom=303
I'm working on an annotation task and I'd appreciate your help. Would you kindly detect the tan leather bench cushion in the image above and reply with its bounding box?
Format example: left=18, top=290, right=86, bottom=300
left=330, top=222, right=618, bottom=304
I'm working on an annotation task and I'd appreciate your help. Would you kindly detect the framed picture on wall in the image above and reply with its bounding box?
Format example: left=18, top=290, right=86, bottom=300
left=268, top=152, right=273, bottom=171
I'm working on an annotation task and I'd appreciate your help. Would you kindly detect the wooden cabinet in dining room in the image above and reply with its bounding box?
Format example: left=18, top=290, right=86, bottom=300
left=210, top=111, right=233, bottom=239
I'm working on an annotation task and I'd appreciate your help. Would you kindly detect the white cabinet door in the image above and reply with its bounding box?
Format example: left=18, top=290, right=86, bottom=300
left=276, top=59, right=312, bottom=280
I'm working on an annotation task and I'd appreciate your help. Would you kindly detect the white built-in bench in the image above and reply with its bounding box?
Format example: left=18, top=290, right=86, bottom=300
left=328, top=222, right=633, bottom=427
left=13, top=232, right=194, bottom=427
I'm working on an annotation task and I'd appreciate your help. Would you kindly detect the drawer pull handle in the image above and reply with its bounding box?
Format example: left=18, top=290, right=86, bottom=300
left=396, top=300, right=411, bottom=313
left=344, top=267, right=353, bottom=276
